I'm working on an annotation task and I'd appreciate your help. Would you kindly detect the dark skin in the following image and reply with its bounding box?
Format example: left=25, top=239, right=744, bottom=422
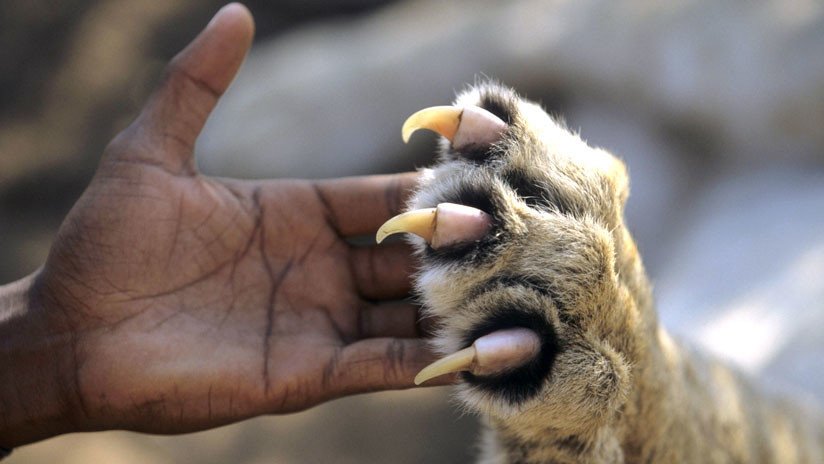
left=0, top=4, right=447, bottom=449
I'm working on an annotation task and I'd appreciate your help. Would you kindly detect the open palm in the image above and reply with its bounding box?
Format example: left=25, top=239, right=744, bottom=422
left=24, top=4, right=438, bottom=438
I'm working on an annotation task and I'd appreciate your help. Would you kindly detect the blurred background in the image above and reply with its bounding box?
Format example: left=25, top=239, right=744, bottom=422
left=3, top=0, right=824, bottom=462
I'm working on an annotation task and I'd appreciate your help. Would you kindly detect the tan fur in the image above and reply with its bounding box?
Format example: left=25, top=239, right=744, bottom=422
left=408, top=84, right=824, bottom=463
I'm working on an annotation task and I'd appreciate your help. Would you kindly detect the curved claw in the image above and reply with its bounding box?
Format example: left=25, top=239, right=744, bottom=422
left=375, top=208, right=437, bottom=244
left=402, top=105, right=508, bottom=150
left=402, top=106, right=462, bottom=144
left=414, top=346, right=476, bottom=385
left=375, top=203, right=491, bottom=248
left=415, top=328, right=541, bottom=385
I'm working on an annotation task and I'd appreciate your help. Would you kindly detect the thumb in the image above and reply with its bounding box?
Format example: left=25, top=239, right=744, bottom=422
left=112, top=3, right=254, bottom=171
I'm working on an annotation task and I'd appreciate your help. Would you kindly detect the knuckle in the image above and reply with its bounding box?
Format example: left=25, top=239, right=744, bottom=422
left=383, top=339, right=406, bottom=379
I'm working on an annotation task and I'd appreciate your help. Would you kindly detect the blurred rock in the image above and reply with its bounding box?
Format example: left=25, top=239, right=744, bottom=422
left=199, top=0, right=824, bottom=179
left=656, top=167, right=824, bottom=400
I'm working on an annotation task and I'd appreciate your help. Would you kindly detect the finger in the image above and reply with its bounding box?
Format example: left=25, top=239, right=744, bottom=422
left=359, top=302, right=420, bottom=339
left=112, top=4, right=254, bottom=171
left=312, top=172, right=419, bottom=237
left=350, top=242, right=416, bottom=300
left=329, top=339, right=456, bottom=396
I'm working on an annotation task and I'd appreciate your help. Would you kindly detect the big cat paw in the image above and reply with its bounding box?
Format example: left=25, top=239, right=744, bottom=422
left=378, top=83, right=635, bottom=423
left=376, top=82, right=824, bottom=464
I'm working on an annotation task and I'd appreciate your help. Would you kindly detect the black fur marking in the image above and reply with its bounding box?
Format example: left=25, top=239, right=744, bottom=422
left=460, top=308, right=560, bottom=405
left=447, top=145, right=494, bottom=164
left=501, top=169, right=580, bottom=216
left=500, top=433, right=541, bottom=463
left=466, top=275, right=583, bottom=329
left=466, top=275, right=565, bottom=312
left=479, top=90, right=516, bottom=125
left=553, top=434, right=590, bottom=455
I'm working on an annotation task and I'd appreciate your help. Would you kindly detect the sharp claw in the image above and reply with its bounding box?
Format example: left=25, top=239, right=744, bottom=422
left=414, top=328, right=541, bottom=385
left=402, top=106, right=463, bottom=143
left=401, top=105, right=507, bottom=149
left=375, top=207, right=437, bottom=244
left=375, top=203, right=491, bottom=247
left=414, top=345, right=477, bottom=385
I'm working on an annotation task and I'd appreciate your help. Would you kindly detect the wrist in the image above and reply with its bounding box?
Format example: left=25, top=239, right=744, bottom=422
left=0, top=271, right=80, bottom=448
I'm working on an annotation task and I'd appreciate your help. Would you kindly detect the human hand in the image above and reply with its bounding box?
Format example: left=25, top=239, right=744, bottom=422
left=0, top=3, right=442, bottom=448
